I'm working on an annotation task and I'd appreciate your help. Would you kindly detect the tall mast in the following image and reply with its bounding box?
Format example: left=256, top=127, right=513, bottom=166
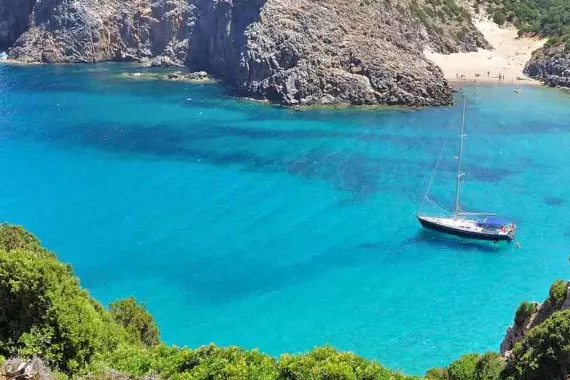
left=454, top=98, right=466, bottom=217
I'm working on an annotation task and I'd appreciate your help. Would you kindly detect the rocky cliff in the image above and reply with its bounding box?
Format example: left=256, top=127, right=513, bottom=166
left=525, top=44, right=570, bottom=88
left=500, top=280, right=570, bottom=357
left=1, top=0, right=488, bottom=106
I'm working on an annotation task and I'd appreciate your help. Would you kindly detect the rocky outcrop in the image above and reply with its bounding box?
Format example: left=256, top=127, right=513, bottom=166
left=6, top=0, right=194, bottom=65
left=1, top=358, right=53, bottom=380
left=2, top=0, right=489, bottom=106
left=524, top=44, right=570, bottom=87
left=120, top=69, right=216, bottom=82
left=500, top=280, right=570, bottom=357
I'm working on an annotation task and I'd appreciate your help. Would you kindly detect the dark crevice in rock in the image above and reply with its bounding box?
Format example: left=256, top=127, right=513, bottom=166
left=0, top=0, right=37, bottom=50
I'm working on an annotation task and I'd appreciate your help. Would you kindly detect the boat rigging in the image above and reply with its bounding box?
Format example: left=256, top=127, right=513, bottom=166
left=416, top=97, right=516, bottom=242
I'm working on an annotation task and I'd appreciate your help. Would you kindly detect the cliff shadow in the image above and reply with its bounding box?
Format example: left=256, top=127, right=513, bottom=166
left=188, top=0, right=267, bottom=82
left=0, top=0, right=37, bottom=50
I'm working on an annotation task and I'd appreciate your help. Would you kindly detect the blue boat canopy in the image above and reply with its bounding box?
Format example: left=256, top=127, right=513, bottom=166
left=477, top=217, right=507, bottom=228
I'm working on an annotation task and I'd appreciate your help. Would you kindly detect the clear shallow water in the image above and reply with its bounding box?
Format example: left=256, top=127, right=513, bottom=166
left=1, top=63, right=569, bottom=374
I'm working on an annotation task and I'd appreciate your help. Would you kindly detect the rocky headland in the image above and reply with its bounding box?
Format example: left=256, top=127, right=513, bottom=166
left=0, top=0, right=489, bottom=106
left=500, top=280, right=570, bottom=358
left=524, top=45, right=570, bottom=88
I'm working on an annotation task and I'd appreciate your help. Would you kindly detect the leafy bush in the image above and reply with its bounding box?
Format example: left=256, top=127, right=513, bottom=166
left=93, top=344, right=279, bottom=380
left=504, top=309, right=570, bottom=379
left=473, top=352, right=504, bottom=380
left=447, top=354, right=481, bottom=380
left=109, top=297, right=160, bottom=347
left=411, top=2, right=431, bottom=27
left=0, top=224, right=131, bottom=374
left=427, top=353, right=502, bottom=380
left=493, top=10, right=507, bottom=25
left=93, top=344, right=416, bottom=380
left=426, top=367, right=450, bottom=379
left=514, top=302, right=537, bottom=326
left=549, top=280, right=567, bottom=309
left=0, top=223, right=46, bottom=254
left=424, top=5, right=436, bottom=18
left=277, top=346, right=413, bottom=380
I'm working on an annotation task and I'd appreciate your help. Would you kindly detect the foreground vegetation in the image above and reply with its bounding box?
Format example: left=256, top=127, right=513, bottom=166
left=1, top=223, right=570, bottom=379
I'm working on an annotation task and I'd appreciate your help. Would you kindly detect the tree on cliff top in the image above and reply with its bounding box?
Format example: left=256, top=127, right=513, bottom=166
left=549, top=280, right=567, bottom=309
left=504, top=309, right=570, bottom=380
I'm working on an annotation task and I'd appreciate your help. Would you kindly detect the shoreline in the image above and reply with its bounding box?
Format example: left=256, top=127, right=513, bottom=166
left=426, top=17, right=547, bottom=86
left=447, top=78, right=542, bottom=87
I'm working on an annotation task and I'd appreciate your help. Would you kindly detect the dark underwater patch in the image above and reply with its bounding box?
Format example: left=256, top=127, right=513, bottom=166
left=544, top=196, right=565, bottom=206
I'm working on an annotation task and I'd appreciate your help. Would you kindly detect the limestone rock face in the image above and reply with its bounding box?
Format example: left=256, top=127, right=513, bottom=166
left=2, top=0, right=488, bottom=106
left=525, top=45, right=570, bottom=88
left=500, top=280, right=570, bottom=357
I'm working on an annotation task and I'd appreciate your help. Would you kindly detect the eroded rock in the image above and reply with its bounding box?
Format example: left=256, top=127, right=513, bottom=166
left=1, top=358, right=53, bottom=380
left=500, top=280, right=570, bottom=357
left=2, top=0, right=489, bottom=106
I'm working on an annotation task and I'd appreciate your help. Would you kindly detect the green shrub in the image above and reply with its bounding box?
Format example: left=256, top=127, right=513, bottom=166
left=447, top=353, right=481, bottom=380
left=109, top=297, right=160, bottom=347
left=423, top=5, right=436, bottom=17
left=93, top=344, right=416, bottom=380
left=278, top=346, right=415, bottom=380
left=0, top=227, right=128, bottom=374
left=426, top=367, right=450, bottom=379
left=514, top=302, right=537, bottom=326
left=549, top=280, right=567, bottom=309
left=0, top=223, right=46, bottom=254
left=473, top=352, right=504, bottom=380
left=411, top=3, right=431, bottom=27
left=93, top=344, right=279, bottom=379
left=493, top=10, right=507, bottom=25
left=545, top=36, right=561, bottom=47
left=504, top=309, right=570, bottom=379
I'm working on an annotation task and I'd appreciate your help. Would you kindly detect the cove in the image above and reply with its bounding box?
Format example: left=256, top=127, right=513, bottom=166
left=0, top=63, right=569, bottom=374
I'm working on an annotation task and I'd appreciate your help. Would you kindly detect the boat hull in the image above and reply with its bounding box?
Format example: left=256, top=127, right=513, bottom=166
left=417, top=216, right=514, bottom=241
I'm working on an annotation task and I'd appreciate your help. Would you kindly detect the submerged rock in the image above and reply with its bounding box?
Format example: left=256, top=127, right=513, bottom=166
left=2, top=0, right=488, bottom=106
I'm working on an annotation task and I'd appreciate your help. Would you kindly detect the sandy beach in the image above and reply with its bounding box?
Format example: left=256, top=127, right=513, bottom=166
left=425, top=17, right=547, bottom=85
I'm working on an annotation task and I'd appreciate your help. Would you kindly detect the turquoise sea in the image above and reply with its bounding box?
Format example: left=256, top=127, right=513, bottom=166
left=1, top=63, right=569, bottom=374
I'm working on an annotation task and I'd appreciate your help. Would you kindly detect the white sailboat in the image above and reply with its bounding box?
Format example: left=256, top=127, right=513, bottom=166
left=416, top=98, right=516, bottom=242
